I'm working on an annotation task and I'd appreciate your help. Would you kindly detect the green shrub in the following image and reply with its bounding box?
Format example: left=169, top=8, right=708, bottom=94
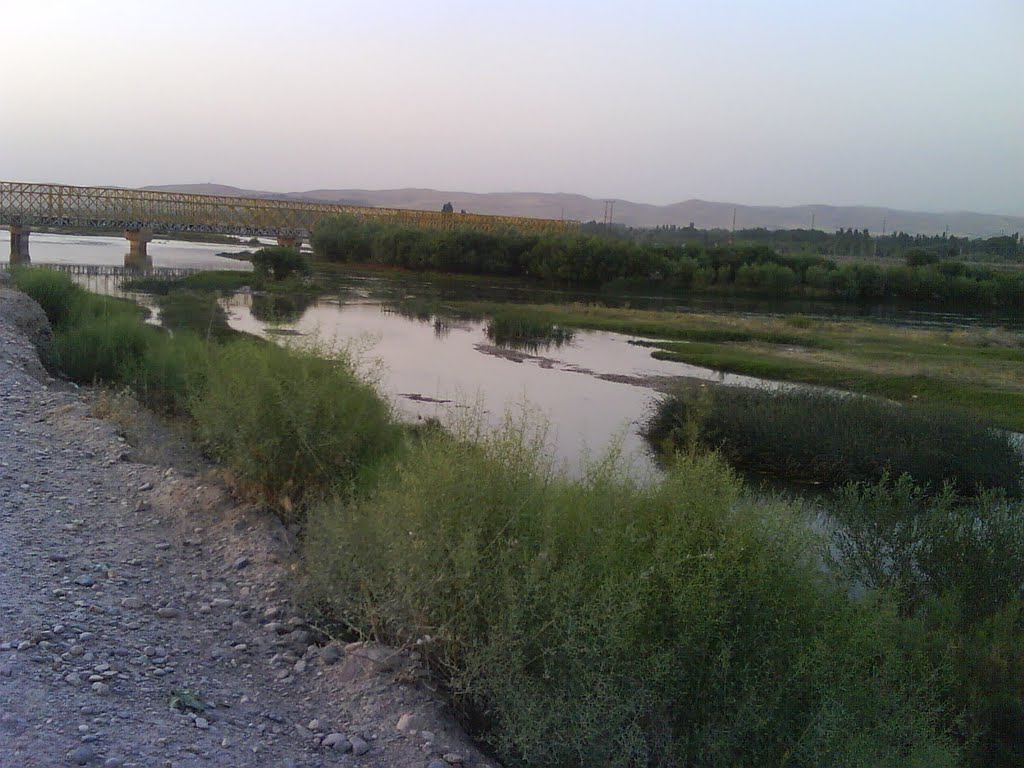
left=55, top=314, right=158, bottom=384
left=9, top=267, right=80, bottom=327
left=189, top=340, right=399, bottom=513
left=127, top=331, right=211, bottom=414
left=829, top=476, right=1024, bottom=765
left=644, top=387, right=1023, bottom=496
left=305, top=432, right=955, bottom=767
left=252, top=246, right=311, bottom=282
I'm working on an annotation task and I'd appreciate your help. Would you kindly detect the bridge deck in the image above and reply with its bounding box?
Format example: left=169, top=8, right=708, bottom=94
left=0, top=181, right=577, bottom=237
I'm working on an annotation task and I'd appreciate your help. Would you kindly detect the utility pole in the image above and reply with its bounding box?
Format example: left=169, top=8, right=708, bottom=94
left=810, top=211, right=815, bottom=231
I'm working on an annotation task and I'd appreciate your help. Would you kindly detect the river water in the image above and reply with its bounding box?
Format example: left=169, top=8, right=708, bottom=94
left=4, top=231, right=1018, bottom=476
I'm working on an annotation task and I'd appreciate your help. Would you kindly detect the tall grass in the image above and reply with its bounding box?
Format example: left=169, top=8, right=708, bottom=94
left=828, top=476, right=1024, bottom=765
left=189, top=340, right=400, bottom=514
left=644, top=387, right=1023, bottom=496
left=305, top=429, right=956, bottom=767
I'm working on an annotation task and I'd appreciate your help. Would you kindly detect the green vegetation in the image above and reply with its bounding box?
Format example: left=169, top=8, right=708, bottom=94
left=15, top=265, right=1024, bottom=767
left=643, top=387, right=1023, bottom=496
left=306, top=431, right=956, bottom=767
left=250, top=293, right=314, bottom=323
left=311, top=215, right=1024, bottom=309
left=251, top=246, right=312, bottom=282
left=190, top=340, right=399, bottom=515
left=585, top=221, right=1023, bottom=264
left=829, top=477, right=1024, bottom=764
left=123, top=269, right=254, bottom=295
left=155, top=292, right=238, bottom=341
left=451, top=301, right=1024, bottom=431
left=484, top=309, right=574, bottom=350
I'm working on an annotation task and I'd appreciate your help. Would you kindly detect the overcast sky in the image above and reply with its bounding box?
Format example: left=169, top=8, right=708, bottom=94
left=1, top=0, right=1021, bottom=214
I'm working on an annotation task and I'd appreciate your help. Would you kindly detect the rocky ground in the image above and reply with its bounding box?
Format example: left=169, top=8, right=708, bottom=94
left=0, top=277, right=494, bottom=768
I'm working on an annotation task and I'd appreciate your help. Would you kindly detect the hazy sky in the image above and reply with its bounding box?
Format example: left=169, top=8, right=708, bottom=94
left=1, top=0, right=1021, bottom=214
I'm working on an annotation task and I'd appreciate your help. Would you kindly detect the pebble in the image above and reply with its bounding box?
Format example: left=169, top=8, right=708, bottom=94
left=320, top=645, right=342, bottom=665
left=443, top=753, right=467, bottom=764
left=350, top=736, right=370, bottom=756
left=195, top=717, right=209, bottom=730
left=156, top=607, right=180, bottom=619
left=427, top=761, right=448, bottom=768
left=322, top=733, right=351, bottom=752
left=69, top=745, right=97, bottom=765
left=74, top=575, right=95, bottom=587
left=91, top=682, right=110, bottom=696
left=233, top=555, right=250, bottom=570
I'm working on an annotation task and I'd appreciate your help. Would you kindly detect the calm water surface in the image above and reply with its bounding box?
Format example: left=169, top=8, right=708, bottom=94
left=6, top=232, right=1020, bottom=476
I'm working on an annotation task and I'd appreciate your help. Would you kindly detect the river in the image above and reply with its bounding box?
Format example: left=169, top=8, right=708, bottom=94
left=4, top=231, right=1019, bottom=476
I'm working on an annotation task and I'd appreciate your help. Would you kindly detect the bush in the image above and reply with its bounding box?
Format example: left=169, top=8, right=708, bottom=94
left=189, top=340, right=399, bottom=513
left=644, top=387, right=1023, bottom=496
left=9, top=267, right=80, bottom=328
left=252, top=247, right=311, bottom=282
left=128, top=331, right=211, bottom=414
left=305, top=431, right=956, bottom=767
left=829, top=476, right=1024, bottom=765
left=55, top=314, right=158, bottom=384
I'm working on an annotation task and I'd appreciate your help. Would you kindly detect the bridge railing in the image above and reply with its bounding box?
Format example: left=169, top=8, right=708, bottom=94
left=0, top=181, right=578, bottom=237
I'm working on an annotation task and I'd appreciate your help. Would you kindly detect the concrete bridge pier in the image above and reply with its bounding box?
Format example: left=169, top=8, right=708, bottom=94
left=8, top=225, right=30, bottom=265
left=276, top=234, right=303, bottom=250
left=124, top=228, right=153, bottom=269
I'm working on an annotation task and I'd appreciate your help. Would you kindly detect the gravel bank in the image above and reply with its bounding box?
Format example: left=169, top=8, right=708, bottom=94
left=0, top=285, right=492, bottom=768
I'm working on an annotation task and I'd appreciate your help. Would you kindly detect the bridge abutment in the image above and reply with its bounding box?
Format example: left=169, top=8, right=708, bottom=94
left=124, top=228, right=153, bottom=269
left=8, top=225, right=30, bottom=265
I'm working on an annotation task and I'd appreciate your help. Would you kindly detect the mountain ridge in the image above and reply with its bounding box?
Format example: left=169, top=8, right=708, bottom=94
left=142, top=184, right=1024, bottom=238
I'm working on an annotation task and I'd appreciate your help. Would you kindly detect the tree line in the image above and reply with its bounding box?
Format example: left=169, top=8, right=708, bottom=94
left=584, top=221, right=1023, bottom=262
left=310, top=216, right=1024, bottom=309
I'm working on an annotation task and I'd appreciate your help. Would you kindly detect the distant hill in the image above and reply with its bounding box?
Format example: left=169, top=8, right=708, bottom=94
left=143, top=184, right=1024, bottom=238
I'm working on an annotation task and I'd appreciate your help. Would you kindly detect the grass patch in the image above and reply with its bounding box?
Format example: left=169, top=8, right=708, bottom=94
left=644, top=387, right=1023, bottom=496
left=648, top=341, right=1024, bottom=431
left=305, top=429, right=956, bottom=767
left=451, top=301, right=1024, bottom=430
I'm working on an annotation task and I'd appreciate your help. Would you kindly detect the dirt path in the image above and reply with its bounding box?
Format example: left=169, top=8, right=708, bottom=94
left=0, top=285, right=491, bottom=768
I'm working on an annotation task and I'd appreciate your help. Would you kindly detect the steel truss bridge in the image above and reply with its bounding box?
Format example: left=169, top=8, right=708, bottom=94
left=1, top=180, right=578, bottom=264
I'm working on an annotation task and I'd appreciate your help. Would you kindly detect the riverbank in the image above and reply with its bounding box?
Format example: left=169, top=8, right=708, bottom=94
left=0, top=277, right=493, bottom=767
left=448, top=300, right=1024, bottom=431
left=8, top=268, right=1024, bottom=766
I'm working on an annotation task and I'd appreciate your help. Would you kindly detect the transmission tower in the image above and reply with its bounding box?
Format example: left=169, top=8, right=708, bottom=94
left=603, top=200, right=615, bottom=226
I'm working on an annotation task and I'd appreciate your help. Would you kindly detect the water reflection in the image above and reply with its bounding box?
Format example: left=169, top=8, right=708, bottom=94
left=221, top=289, right=793, bottom=476
left=250, top=293, right=315, bottom=323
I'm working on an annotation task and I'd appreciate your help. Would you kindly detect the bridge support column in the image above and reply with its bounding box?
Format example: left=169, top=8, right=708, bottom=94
left=276, top=235, right=303, bottom=250
left=8, top=225, right=30, bottom=265
left=124, top=228, right=153, bottom=269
